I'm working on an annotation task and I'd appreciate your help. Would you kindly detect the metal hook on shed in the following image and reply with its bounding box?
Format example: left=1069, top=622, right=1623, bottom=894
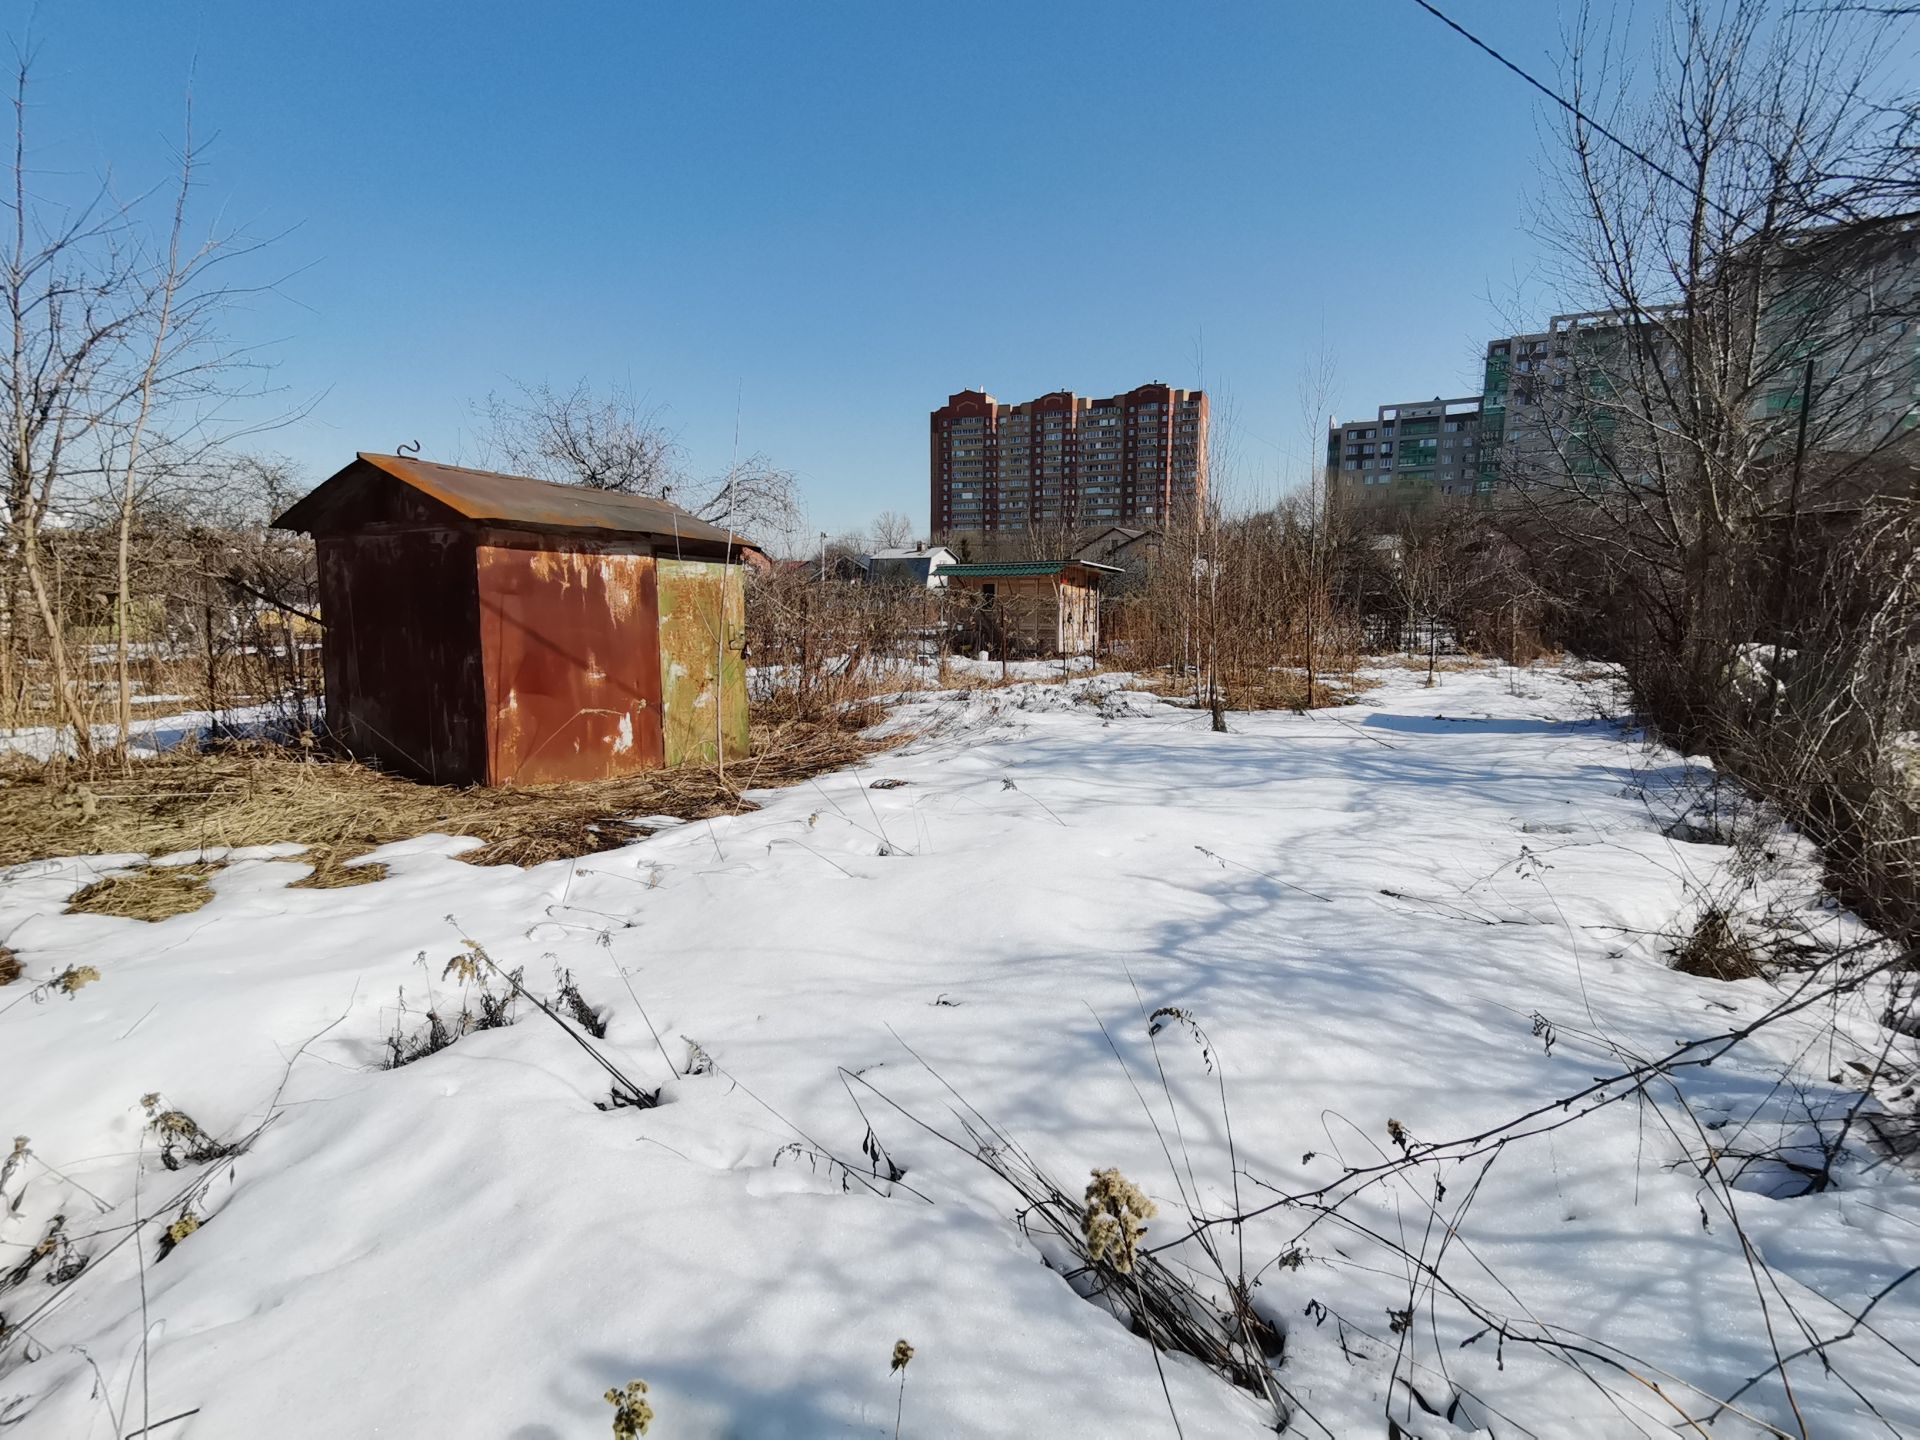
left=397, top=439, right=421, bottom=458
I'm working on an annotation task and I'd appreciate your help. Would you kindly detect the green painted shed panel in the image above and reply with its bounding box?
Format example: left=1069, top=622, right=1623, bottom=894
left=656, top=558, right=748, bottom=767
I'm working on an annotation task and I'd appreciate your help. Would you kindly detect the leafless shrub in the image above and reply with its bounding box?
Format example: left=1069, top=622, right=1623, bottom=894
left=383, top=951, right=522, bottom=1069
left=472, top=377, right=799, bottom=541
left=1115, top=501, right=1366, bottom=713
left=745, top=566, right=950, bottom=720
left=1489, top=0, right=1920, bottom=947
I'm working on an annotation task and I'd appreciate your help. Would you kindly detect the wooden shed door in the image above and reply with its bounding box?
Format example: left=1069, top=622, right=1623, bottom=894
left=475, top=540, right=665, bottom=785
left=656, top=558, right=748, bottom=766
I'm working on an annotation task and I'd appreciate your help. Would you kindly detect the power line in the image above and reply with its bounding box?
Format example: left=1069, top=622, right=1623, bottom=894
left=1407, top=0, right=1734, bottom=220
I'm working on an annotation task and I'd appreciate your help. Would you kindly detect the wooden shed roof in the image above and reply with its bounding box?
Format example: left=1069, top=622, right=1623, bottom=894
left=274, top=453, right=751, bottom=551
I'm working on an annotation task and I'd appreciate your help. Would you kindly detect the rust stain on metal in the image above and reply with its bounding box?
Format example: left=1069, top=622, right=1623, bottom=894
left=477, top=536, right=664, bottom=785
left=277, top=455, right=754, bottom=787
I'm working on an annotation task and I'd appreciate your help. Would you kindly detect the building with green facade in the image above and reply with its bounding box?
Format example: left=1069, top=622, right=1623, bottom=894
left=1325, top=395, right=1485, bottom=508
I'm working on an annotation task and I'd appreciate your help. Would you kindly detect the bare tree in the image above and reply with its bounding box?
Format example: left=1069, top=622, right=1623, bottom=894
left=474, top=379, right=675, bottom=495
left=868, top=509, right=914, bottom=550
left=1296, top=342, right=1339, bottom=703
left=473, top=378, right=801, bottom=542
left=0, top=50, right=281, bottom=765
left=1500, top=0, right=1920, bottom=935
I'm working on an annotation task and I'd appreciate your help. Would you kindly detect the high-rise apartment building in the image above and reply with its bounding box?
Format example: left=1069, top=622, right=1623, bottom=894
left=1477, top=215, right=1920, bottom=492
left=1479, top=309, right=1680, bottom=491
left=1325, top=395, right=1485, bottom=505
left=930, top=384, right=1207, bottom=538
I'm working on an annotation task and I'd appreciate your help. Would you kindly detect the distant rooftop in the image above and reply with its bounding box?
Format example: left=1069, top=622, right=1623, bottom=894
left=937, top=560, right=1124, bottom=579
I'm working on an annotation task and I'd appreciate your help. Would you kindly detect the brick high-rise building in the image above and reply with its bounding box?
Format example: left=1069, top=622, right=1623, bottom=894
left=930, top=383, right=1207, bottom=538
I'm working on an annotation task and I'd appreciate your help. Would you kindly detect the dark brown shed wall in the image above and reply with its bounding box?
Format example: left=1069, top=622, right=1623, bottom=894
left=316, top=529, right=486, bottom=782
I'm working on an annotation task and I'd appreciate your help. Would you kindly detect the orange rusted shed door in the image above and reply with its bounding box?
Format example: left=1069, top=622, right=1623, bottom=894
left=475, top=535, right=665, bottom=785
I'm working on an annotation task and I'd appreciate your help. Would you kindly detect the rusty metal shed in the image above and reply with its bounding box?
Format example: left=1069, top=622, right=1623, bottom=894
left=274, top=452, right=751, bottom=786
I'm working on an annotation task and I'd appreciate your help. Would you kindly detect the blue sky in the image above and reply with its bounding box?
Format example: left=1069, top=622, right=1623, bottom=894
left=36, top=2, right=1609, bottom=536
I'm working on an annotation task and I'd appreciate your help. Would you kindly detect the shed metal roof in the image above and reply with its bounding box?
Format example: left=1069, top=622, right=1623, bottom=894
left=935, top=560, right=1123, bottom=578
left=274, top=452, right=750, bottom=550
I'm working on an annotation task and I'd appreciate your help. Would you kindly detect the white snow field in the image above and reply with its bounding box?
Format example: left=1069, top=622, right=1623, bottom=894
left=2, top=664, right=1915, bottom=1438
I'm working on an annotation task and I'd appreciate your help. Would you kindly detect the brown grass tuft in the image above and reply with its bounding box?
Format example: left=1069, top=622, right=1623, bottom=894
left=1, top=711, right=902, bottom=877
left=288, top=855, right=391, bottom=890
left=0, top=946, right=18, bottom=985
left=67, top=863, right=220, bottom=922
left=1671, top=906, right=1764, bottom=981
left=1374, top=654, right=1485, bottom=675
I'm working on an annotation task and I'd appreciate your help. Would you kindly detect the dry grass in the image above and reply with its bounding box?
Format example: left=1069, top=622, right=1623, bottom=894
left=1671, top=906, right=1764, bottom=981
left=0, top=946, right=18, bottom=986
left=1560, top=662, right=1617, bottom=685
left=289, top=858, right=390, bottom=891
left=1371, top=654, right=1486, bottom=675
left=0, top=711, right=902, bottom=884
left=67, top=863, right=220, bottom=922
left=1134, top=666, right=1378, bottom=712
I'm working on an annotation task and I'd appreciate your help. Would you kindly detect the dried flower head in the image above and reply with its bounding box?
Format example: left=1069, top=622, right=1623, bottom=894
left=890, top=1338, right=914, bottom=1374
left=1083, top=1167, right=1156, bottom=1274
left=140, top=1093, right=162, bottom=1115
left=27, top=1215, right=64, bottom=1262
left=604, top=1379, right=654, bottom=1438
left=166, top=1213, right=199, bottom=1246
left=1387, top=1118, right=1410, bottom=1150
left=55, top=965, right=100, bottom=996
left=442, top=952, right=481, bottom=985
left=150, top=1110, right=200, bottom=1138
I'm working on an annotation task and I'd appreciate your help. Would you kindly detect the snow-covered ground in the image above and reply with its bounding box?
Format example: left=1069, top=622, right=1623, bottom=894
left=1, top=664, right=1914, bottom=1438
left=0, top=704, right=290, bottom=764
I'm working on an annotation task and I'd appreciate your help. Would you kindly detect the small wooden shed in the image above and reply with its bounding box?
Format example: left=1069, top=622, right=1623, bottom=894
left=275, top=452, right=752, bottom=787
left=937, top=560, right=1120, bottom=656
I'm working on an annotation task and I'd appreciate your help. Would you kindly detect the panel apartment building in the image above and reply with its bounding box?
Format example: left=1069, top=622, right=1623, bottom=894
left=930, top=384, right=1207, bottom=538
left=1479, top=309, right=1685, bottom=491
left=1325, top=395, right=1485, bottom=505
left=1479, top=221, right=1920, bottom=493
